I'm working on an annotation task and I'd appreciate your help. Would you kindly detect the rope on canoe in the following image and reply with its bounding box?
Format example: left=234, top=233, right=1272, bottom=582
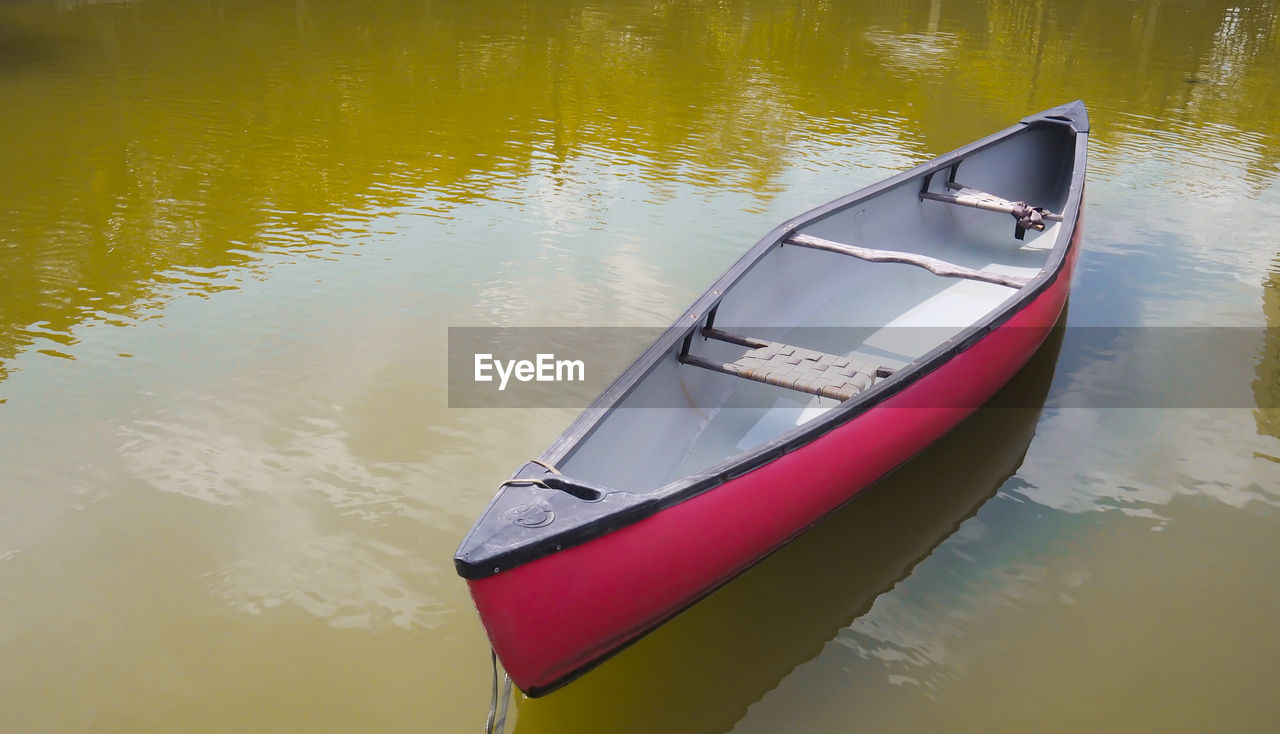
left=496, top=456, right=563, bottom=489
left=497, top=459, right=562, bottom=489
left=484, top=649, right=513, bottom=734
left=499, top=479, right=550, bottom=489
left=529, top=458, right=562, bottom=475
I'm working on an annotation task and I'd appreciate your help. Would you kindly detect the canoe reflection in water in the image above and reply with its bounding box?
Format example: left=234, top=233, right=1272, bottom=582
left=512, top=319, right=1066, bottom=734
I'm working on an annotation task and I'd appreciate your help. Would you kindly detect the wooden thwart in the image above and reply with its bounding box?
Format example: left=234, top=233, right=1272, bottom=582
left=920, top=180, right=1062, bottom=238
left=785, top=233, right=1031, bottom=289
left=680, top=327, right=891, bottom=402
left=921, top=181, right=1063, bottom=224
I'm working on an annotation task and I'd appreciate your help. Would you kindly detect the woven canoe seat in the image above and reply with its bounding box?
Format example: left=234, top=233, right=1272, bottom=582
left=680, top=328, right=884, bottom=402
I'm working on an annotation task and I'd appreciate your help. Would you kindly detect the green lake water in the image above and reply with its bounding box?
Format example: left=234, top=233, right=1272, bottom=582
left=1, top=0, right=1278, bottom=731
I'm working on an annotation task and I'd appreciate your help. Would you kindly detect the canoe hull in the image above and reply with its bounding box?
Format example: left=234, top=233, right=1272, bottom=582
left=468, top=216, right=1081, bottom=695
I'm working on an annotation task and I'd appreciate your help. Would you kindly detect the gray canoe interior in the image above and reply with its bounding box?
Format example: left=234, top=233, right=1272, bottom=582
left=559, top=123, right=1076, bottom=493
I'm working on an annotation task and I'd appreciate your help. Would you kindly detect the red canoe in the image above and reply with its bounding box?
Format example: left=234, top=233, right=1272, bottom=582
left=455, top=102, right=1089, bottom=696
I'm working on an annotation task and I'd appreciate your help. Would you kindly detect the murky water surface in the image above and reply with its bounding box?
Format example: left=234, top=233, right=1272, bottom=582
left=1, top=1, right=1278, bottom=732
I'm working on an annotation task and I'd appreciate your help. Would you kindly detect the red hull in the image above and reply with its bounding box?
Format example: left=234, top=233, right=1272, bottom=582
left=469, top=224, right=1082, bottom=694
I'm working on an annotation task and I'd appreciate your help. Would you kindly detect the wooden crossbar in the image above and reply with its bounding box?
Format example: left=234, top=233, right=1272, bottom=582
left=921, top=181, right=1062, bottom=238
left=784, top=234, right=1032, bottom=289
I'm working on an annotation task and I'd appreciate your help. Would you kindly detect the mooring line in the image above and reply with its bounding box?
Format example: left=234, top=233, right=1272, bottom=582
left=484, top=649, right=513, bottom=734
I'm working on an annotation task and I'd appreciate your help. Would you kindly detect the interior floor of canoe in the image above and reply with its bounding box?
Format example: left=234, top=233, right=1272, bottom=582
left=557, top=122, right=1076, bottom=493
left=669, top=261, right=1038, bottom=478
left=560, top=231, right=1059, bottom=492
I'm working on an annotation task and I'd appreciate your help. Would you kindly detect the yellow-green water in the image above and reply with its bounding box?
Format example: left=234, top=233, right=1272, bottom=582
left=1, top=1, right=1277, bottom=732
